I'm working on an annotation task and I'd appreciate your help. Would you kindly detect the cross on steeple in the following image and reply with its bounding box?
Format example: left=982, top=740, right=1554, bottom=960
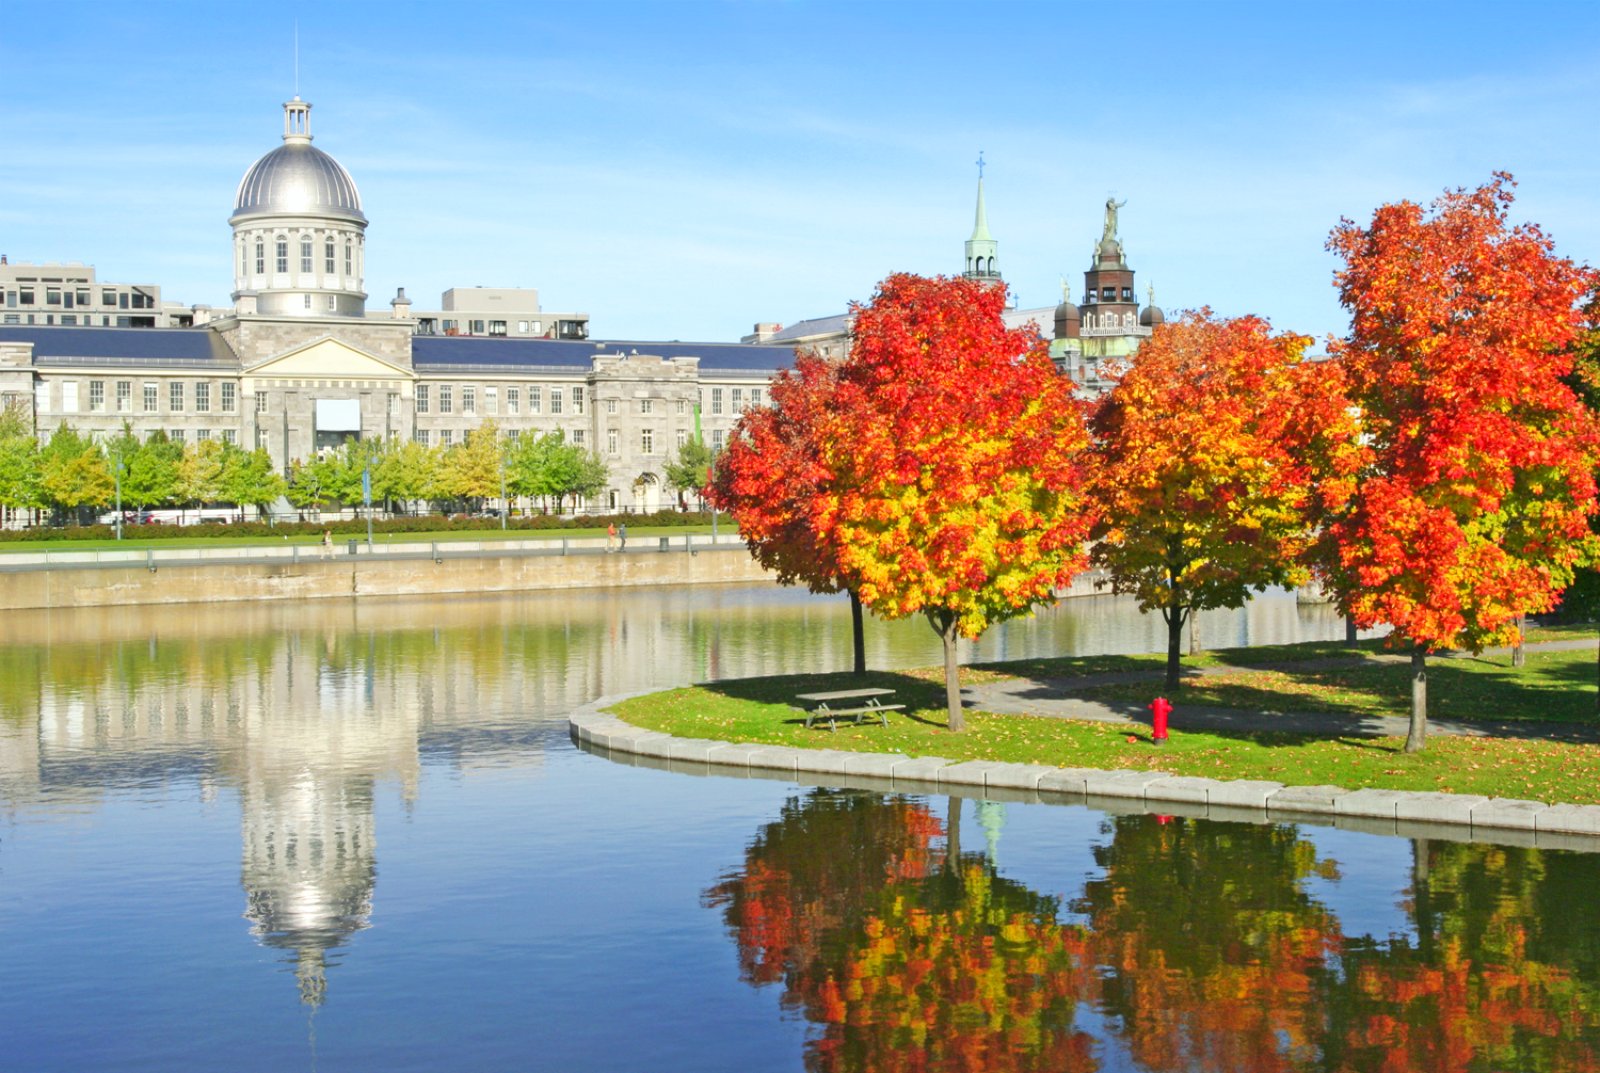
left=976, top=151, right=985, bottom=180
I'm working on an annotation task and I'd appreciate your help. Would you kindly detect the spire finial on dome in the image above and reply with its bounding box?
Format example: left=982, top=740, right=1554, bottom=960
left=1147, top=283, right=1155, bottom=307
left=1060, top=276, right=1071, bottom=303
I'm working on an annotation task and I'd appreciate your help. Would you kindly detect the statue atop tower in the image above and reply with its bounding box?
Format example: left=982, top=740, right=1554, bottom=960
left=1102, top=197, right=1127, bottom=243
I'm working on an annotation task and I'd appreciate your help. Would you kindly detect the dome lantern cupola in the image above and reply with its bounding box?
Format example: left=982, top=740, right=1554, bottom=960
left=230, top=97, right=368, bottom=318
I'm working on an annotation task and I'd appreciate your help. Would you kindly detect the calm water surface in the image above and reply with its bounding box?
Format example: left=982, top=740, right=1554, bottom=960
left=1, top=586, right=1596, bottom=1072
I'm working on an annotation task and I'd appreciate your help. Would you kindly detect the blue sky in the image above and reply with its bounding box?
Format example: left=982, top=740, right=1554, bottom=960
left=3, top=1, right=1597, bottom=344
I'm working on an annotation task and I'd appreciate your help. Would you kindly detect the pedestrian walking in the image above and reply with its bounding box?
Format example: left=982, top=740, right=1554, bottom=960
left=321, top=529, right=333, bottom=559
left=619, top=523, right=627, bottom=550
left=607, top=522, right=617, bottom=551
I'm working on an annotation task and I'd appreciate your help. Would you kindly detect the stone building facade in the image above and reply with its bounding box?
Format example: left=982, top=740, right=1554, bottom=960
left=0, top=97, right=789, bottom=513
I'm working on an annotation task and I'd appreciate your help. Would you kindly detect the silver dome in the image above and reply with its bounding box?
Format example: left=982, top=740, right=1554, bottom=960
left=231, top=142, right=365, bottom=224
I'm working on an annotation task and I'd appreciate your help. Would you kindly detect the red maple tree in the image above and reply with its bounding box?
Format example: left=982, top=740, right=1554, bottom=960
left=823, top=273, right=1096, bottom=730
left=709, top=352, right=871, bottom=673
left=1319, top=174, right=1600, bottom=750
left=1089, top=310, right=1351, bottom=692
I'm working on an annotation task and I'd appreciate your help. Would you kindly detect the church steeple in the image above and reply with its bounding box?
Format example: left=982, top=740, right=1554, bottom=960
left=963, top=153, right=1001, bottom=284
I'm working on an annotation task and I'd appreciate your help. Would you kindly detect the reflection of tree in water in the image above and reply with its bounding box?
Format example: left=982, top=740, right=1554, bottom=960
left=1329, top=839, right=1600, bottom=1073
left=712, top=798, right=1600, bottom=1073
left=1077, top=816, right=1344, bottom=1072
left=705, top=790, right=1097, bottom=1072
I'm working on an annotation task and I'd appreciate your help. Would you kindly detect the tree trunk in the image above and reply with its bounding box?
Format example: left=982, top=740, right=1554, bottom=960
left=1163, top=606, right=1187, bottom=694
left=929, top=609, right=965, bottom=732
left=1511, top=614, right=1525, bottom=667
left=849, top=589, right=866, bottom=676
left=946, top=795, right=963, bottom=866
left=1346, top=615, right=1359, bottom=647
left=1412, top=838, right=1436, bottom=960
left=1405, top=646, right=1428, bottom=753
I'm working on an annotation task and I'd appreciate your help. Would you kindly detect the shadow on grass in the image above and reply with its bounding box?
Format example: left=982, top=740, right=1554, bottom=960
left=1067, top=659, right=1600, bottom=744
left=701, top=669, right=947, bottom=715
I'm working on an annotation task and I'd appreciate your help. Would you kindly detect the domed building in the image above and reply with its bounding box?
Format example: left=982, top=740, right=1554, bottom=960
left=0, top=97, right=793, bottom=515
left=230, top=97, right=368, bottom=319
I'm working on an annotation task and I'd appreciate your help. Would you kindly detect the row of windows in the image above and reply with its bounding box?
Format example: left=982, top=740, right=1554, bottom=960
left=33, top=380, right=765, bottom=424
left=3, top=289, right=155, bottom=310
left=416, top=384, right=592, bottom=417
left=413, top=426, right=590, bottom=449
left=705, top=386, right=764, bottom=416
left=1083, top=287, right=1135, bottom=304
left=2, top=313, right=157, bottom=327
left=43, top=380, right=238, bottom=414
left=244, top=235, right=358, bottom=278
left=406, top=384, right=767, bottom=420
left=110, top=428, right=239, bottom=446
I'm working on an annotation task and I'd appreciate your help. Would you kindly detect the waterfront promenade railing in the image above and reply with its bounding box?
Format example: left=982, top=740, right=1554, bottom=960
left=0, top=532, right=752, bottom=573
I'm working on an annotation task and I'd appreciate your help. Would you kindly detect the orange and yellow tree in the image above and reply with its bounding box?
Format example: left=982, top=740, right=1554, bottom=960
left=1089, top=311, right=1350, bottom=692
left=1320, top=174, right=1600, bottom=751
left=822, top=273, right=1096, bottom=730
left=708, top=353, right=873, bottom=673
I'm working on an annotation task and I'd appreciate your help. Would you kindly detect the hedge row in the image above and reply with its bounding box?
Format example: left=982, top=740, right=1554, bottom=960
left=0, top=510, right=717, bottom=542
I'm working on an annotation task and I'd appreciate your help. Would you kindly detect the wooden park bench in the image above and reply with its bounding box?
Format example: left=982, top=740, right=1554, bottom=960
left=795, top=687, right=905, bottom=731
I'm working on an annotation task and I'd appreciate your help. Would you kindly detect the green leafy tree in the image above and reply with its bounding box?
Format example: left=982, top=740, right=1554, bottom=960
left=38, top=424, right=113, bottom=517
left=220, top=446, right=287, bottom=515
left=121, top=430, right=183, bottom=509
left=178, top=439, right=228, bottom=505
left=0, top=402, right=42, bottom=516
left=286, top=456, right=335, bottom=510
left=664, top=436, right=714, bottom=509
left=375, top=437, right=438, bottom=509
left=508, top=431, right=608, bottom=513
left=444, top=420, right=504, bottom=509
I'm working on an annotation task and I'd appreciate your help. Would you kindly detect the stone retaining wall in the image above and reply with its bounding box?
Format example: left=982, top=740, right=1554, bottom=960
left=0, top=547, right=772, bottom=609
left=570, top=700, right=1600, bottom=852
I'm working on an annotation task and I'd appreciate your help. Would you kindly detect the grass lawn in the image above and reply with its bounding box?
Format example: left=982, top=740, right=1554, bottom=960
left=608, top=640, right=1600, bottom=805
left=1075, top=645, right=1600, bottom=724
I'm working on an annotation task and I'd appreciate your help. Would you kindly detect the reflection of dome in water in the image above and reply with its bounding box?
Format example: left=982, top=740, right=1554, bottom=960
left=241, top=772, right=377, bottom=1006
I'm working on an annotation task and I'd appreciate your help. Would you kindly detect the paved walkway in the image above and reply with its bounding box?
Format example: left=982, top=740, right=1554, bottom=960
left=962, top=639, right=1600, bottom=745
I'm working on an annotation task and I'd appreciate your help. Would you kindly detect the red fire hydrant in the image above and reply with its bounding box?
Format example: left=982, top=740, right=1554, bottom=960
left=1149, top=696, right=1172, bottom=745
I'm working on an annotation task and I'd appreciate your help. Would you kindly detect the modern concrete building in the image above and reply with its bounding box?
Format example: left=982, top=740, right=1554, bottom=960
left=0, top=96, right=789, bottom=513
left=409, top=286, right=590, bottom=341
left=0, top=259, right=168, bottom=328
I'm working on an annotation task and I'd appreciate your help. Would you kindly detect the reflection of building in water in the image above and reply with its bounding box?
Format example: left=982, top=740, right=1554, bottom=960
left=232, top=636, right=420, bottom=1005
left=242, top=770, right=376, bottom=1006
left=0, top=586, right=1367, bottom=999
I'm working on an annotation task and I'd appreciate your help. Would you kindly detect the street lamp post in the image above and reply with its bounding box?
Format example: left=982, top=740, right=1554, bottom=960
left=114, top=458, right=123, bottom=541
left=499, top=457, right=508, bottom=531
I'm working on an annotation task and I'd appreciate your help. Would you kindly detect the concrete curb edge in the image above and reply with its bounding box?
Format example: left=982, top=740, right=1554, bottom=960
left=568, top=696, right=1600, bottom=851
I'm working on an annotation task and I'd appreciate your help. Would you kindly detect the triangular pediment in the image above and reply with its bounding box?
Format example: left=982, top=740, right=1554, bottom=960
left=244, top=336, right=413, bottom=379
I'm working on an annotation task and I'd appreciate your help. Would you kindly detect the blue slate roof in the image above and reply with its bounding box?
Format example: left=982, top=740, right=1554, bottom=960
left=0, top=325, right=798, bottom=374
left=0, top=326, right=234, bottom=365
left=412, top=335, right=795, bottom=373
